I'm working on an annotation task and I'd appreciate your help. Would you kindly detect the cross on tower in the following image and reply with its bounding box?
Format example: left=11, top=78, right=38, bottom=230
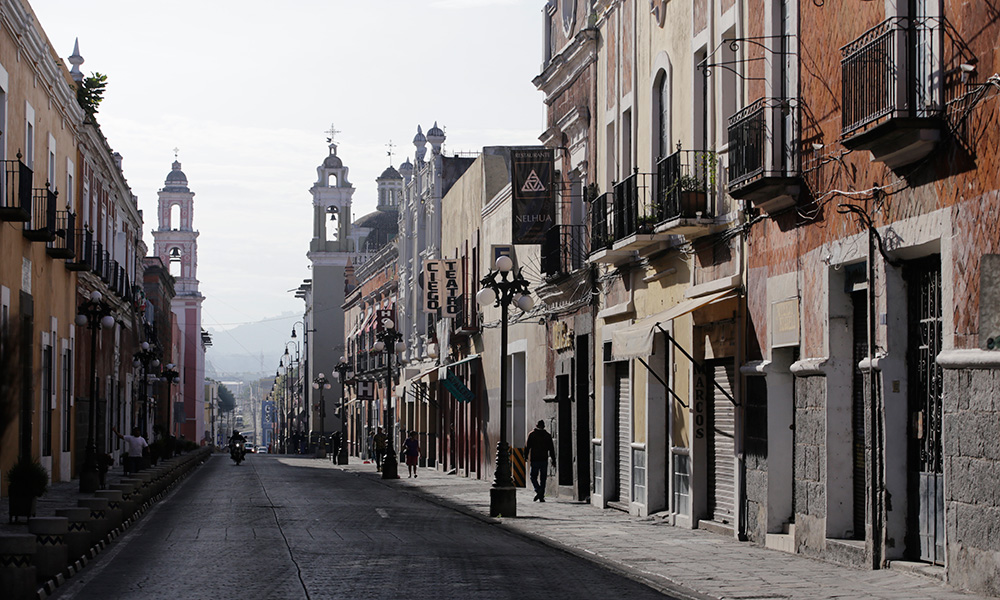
left=172, top=147, right=180, bottom=159
left=385, top=140, right=396, bottom=166
left=325, top=124, right=342, bottom=144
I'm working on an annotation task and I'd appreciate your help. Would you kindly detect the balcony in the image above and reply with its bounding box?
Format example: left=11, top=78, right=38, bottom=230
left=589, top=188, right=641, bottom=265
left=46, top=210, right=76, bottom=259
left=541, top=224, right=589, bottom=279
left=727, top=97, right=802, bottom=213
left=93, top=241, right=105, bottom=279
left=1, top=156, right=32, bottom=222
left=840, top=16, right=943, bottom=169
left=66, top=229, right=93, bottom=271
left=23, top=188, right=57, bottom=242
left=653, top=149, right=719, bottom=239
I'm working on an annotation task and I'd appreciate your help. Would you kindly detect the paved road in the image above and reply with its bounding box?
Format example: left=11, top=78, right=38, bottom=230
left=51, top=454, right=675, bottom=600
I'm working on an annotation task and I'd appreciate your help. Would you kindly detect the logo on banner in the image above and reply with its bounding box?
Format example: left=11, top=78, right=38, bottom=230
left=511, top=148, right=555, bottom=244
left=357, top=380, right=374, bottom=400
left=520, top=170, right=547, bottom=193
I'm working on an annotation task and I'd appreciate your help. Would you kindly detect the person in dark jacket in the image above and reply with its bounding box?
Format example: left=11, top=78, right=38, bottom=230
left=525, top=420, right=556, bottom=502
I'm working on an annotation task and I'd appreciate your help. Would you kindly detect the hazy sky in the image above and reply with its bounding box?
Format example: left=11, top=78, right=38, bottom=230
left=31, top=0, right=545, bottom=340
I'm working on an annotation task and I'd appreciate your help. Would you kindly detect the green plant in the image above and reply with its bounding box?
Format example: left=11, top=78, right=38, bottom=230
left=75, top=73, right=108, bottom=121
left=678, top=174, right=706, bottom=193
left=7, top=457, right=49, bottom=497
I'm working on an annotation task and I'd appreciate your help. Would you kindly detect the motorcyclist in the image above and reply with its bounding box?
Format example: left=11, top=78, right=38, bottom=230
left=228, top=430, right=247, bottom=462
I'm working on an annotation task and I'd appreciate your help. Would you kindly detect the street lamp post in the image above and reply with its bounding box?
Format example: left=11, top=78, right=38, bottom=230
left=477, top=255, right=534, bottom=517
left=132, top=341, right=160, bottom=437
left=312, top=372, right=331, bottom=458
left=161, top=363, right=179, bottom=441
left=333, top=357, right=352, bottom=465
left=76, top=290, right=116, bottom=493
left=373, top=317, right=405, bottom=479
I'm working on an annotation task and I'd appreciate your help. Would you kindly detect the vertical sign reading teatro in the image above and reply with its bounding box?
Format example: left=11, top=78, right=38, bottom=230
left=511, top=147, right=555, bottom=244
left=423, top=259, right=461, bottom=316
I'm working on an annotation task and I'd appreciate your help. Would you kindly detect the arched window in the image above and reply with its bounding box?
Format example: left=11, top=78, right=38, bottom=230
left=169, top=247, right=182, bottom=277
left=170, top=204, right=181, bottom=230
left=328, top=173, right=338, bottom=187
left=655, top=70, right=670, bottom=160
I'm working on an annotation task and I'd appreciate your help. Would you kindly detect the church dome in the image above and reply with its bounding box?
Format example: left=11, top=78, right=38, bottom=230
left=427, top=121, right=445, bottom=141
left=323, top=153, right=343, bottom=169
left=413, top=125, right=426, bottom=145
left=378, top=165, right=402, bottom=180
left=163, top=160, right=190, bottom=192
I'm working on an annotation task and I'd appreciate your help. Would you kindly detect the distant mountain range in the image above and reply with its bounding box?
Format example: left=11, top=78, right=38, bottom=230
left=204, top=313, right=303, bottom=380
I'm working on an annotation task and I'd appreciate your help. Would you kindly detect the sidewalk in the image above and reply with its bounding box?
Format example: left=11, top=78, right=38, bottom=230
left=333, top=456, right=992, bottom=600
left=1, top=463, right=140, bottom=535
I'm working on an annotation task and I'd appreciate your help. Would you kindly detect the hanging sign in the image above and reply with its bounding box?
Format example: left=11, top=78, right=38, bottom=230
left=511, top=148, right=555, bottom=244
left=423, top=260, right=443, bottom=313
left=423, top=259, right=462, bottom=316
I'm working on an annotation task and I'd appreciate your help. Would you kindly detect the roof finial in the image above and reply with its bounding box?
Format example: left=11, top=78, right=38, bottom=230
left=68, top=38, right=84, bottom=83
left=385, top=140, right=396, bottom=167
left=325, top=123, right=341, bottom=143
left=172, top=147, right=180, bottom=160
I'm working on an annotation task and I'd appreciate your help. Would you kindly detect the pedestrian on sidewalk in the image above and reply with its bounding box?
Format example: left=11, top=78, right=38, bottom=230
left=113, top=426, right=148, bottom=476
left=525, top=420, right=555, bottom=502
left=373, top=427, right=388, bottom=472
left=403, top=431, right=420, bottom=478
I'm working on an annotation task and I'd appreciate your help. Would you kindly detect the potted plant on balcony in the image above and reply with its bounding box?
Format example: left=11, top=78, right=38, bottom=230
left=675, top=174, right=706, bottom=217
left=7, top=457, right=49, bottom=523
left=636, top=213, right=659, bottom=234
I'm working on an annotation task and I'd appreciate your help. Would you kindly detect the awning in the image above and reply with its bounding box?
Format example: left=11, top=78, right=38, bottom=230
left=438, top=354, right=480, bottom=377
left=611, top=288, right=736, bottom=360
left=355, top=310, right=376, bottom=336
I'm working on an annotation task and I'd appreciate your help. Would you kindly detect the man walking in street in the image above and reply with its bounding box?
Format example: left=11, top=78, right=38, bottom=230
left=525, top=420, right=556, bottom=502
left=372, top=427, right=388, bottom=472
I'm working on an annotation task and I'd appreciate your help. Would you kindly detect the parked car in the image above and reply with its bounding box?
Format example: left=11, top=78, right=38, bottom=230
left=243, top=442, right=255, bottom=454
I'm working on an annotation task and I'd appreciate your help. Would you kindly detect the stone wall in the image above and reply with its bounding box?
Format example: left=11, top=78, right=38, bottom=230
left=794, top=375, right=826, bottom=554
left=943, top=368, right=1000, bottom=596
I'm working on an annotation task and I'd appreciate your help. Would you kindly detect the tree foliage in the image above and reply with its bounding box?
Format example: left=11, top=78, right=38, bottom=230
left=76, top=73, right=108, bottom=121
left=218, top=384, right=236, bottom=413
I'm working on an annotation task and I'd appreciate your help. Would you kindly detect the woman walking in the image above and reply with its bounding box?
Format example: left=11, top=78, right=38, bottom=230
left=403, top=431, right=420, bottom=478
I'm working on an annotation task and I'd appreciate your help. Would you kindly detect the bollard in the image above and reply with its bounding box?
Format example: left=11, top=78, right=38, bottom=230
left=93, top=490, right=124, bottom=534
left=0, top=534, right=37, bottom=600
left=28, top=517, right=68, bottom=583
left=77, top=497, right=110, bottom=543
left=109, top=482, right=138, bottom=521
left=54, top=508, right=92, bottom=564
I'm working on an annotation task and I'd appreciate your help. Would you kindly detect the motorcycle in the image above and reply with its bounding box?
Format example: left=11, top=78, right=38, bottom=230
left=229, top=440, right=245, bottom=465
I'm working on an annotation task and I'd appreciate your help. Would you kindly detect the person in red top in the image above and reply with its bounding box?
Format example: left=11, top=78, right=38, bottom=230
left=525, top=420, right=556, bottom=502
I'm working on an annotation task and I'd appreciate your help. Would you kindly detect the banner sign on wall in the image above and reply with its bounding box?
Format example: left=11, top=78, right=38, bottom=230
left=510, top=147, right=555, bottom=244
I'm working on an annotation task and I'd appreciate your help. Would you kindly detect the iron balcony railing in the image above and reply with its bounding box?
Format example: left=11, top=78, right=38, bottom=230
left=101, top=250, right=112, bottom=283
left=24, top=187, right=57, bottom=242
left=110, top=260, right=122, bottom=296
left=841, top=16, right=942, bottom=136
left=1, top=156, right=32, bottom=221
left=67, top=229, right=93, bottom=270
left=656, top=149, right=716, bottom=221
left=46, top=210, right=76, bottom=259
left=541, top=224, right=589, bottom=276
left=612, top=171, right=660, bottom=241
left=93, top=241, right=105, bottom=278
left=590, top=191, right=611, bottom=253
left=728, top=97, right=800, bottom=191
